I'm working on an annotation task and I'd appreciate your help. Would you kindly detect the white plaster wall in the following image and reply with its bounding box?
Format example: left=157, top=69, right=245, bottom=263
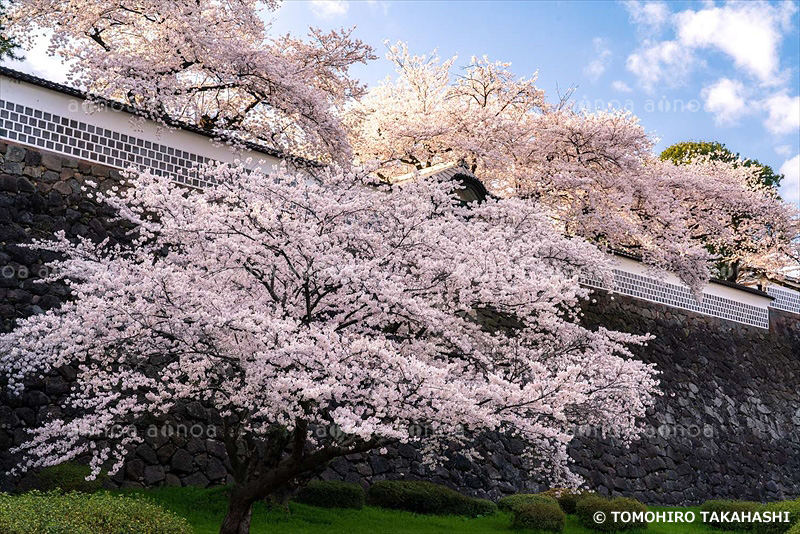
left=0, top=74, right=282, bottom=174
left=611, top=255, right=773, bottom=310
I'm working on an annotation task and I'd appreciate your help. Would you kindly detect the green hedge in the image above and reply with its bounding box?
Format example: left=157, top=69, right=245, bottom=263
left=701, top=500, right=762, bottom=531
left=17, top=463, right=109, bottom=494
left=367, top=480, right=496, bottom=517
left=471, top=498, right=499, bottom=517
left=511, top=498, right=566, bottom=532
left=576, top=495, right=648, bottom=532
left=0, top=490, right=192, bottom=534
left=293, top=480, right=365, bottom=509
left=539, top=488, right=596, bottom=514
left=498, top=494, right=558, bottom=513
left=753, top=499, right=800, bottom=534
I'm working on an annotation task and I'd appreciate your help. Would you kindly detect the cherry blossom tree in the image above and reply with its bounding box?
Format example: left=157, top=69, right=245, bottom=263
left=7, top=0, right=375, bottom=162
left=1, top=165, right=659, bottom=533
left=348, top=43, right=799, bottom=290
left=659, top=141, right=797, bottom=281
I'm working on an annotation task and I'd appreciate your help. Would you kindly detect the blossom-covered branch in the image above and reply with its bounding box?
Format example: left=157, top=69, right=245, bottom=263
left=8, top=0, right=375, bottom=161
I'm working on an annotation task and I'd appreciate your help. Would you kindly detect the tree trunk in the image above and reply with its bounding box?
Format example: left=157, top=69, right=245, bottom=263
left=219, top=486, right=254, bottom=534
left=726, top=260, right=740, bottom=282
left=215, top=430, right=384, bottom=534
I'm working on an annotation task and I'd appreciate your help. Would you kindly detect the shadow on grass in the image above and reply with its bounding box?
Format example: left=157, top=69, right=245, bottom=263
left=115, top=487, right=739, bottom=534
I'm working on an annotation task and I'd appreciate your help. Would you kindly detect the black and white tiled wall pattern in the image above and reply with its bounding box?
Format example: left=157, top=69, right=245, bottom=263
left=580, top=270, right=770, bottom=329
left=0, top=99, right=217, bottom=188
left=767, top=285, right=800, bottom=315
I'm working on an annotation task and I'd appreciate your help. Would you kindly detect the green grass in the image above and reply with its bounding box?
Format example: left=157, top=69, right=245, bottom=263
left=114, top=487, right=744, bottom=534
left=117, top=486, right=508, bottom=533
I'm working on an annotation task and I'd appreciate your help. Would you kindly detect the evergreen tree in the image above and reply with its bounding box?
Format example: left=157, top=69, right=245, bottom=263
left=661, top=140, right=783, bottom=190
left=0, top=1, right=21, bottom=60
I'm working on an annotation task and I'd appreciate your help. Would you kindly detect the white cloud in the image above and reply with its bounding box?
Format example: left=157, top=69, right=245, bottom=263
left=624, top=1, right=797, bottom=92
left=623, top=1, right=670, bottom=34
left=675, top=1, right=795, bottom=85
left=762, top=93, right=800, bottom=135
left=1, top=31, right=70, bottom=83
left=775, top=145, right=792, bottom=157
left=621, top=0, right=800, bottom=138
left=310, top=0, right=349, bottom=19
left=626, top=40, right=695, bottom=91
left=611, top=80, right=633, bottom=93
left=778, top=154, right=800, bottom=205
left=366, top=0, right=390, bottom=16
left=701, top=78, right=749, bottom=126
left=584, top=38, right=612, bottom=82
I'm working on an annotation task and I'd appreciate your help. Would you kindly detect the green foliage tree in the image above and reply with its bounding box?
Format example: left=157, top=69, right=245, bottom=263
left=660, top=140, right=783, bottom=190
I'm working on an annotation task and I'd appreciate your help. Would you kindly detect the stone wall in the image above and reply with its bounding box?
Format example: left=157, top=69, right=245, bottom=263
left=573, top=293, right=799, bottom=504
left=1, top=142, right=799, bottom=503
left=322, top=293, right=800, bottom=505
left=0, top=141, right=231, bottom=491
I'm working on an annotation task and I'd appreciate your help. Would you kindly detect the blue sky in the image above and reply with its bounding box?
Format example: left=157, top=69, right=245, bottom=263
left=8, top=0, right=800, bottom=203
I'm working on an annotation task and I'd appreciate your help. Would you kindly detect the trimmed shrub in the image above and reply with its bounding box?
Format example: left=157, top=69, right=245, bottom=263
left=499, top=494, right=558, bottom=513
left=471, top=498, right=499, bottom=517
left=512, top=498, right=566, bottom=532
left=17, top=463, right=109, bottom=494
left=753, top=499, right=800, bottom=534
left=293, top=480, right=365, bottom=509
left=789, top=520, right=800, bottom=534
left=367, top=480, right=494, bottom=517
left=576, top=495, right=648, bottom=532
left=701, top=499, right=762, bottom=531
left=0, top=490, right=192, bottom=534
left=540, top=488, right=596, bottom=514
